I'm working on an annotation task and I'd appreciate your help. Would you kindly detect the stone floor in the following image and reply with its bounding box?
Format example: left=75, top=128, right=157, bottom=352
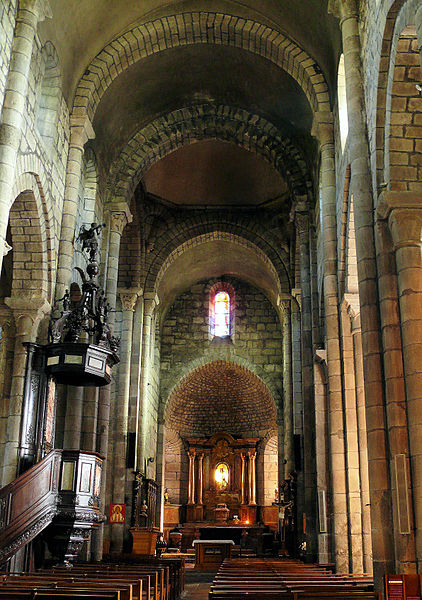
left=181, top=569, right=217, bottom=600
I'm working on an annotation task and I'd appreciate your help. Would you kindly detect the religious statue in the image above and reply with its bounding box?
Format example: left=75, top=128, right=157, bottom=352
left=164, top=488, right=169, bottom=504
left=77, top=222, right=106, bottom=262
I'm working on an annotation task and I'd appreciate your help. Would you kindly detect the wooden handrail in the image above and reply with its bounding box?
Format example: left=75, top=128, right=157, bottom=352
left=0, top=450, right=62, bottom=564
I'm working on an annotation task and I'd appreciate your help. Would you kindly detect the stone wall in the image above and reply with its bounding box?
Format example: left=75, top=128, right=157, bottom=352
left=160, top=276, right=283, bottom=412
left=0, top=0, right=16, bottom=113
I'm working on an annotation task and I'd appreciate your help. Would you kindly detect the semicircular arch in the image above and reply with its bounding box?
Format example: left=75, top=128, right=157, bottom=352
left=163, top=358, right=280, bottom=437
left=73, top=12, right=330, bottom=121
left=107, top=105, right=310, bottom=204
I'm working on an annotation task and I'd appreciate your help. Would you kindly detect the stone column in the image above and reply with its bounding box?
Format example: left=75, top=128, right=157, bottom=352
left=188, top=450, right=196, bottom=505
left=248, top=451, right=257, bottom=506
left=55, top=115, right=95, bottom=301
left=137, top=293, right=159, bottom=472
left=240, top=453, right=246, bottom=504
left=110, top=288, right=140, bottom=552
left=375, top=207, right=416, bottom=572
left=341, top=298, right=364, bottom=573
left=351, top=313, right=373, bottom=574
left=312, top=111, right=349, bottom=572
left=91, top=205, right=131, bottom=561
left=281, top=300, right=294, bottom=477
left=2, top=294, right=49, bottom=485
left=128, top=295, right=143, bottom=474
left=328, top=0, right=395, bottom=581
left=0, top=0, right=51, bottom=278
left=379, top=192, right=422, bottom=569
left=295, top=206, right=317, bottom=561
left=81, top=388, right=98, bottom=452
left=197, top=453, right=204, bottom=506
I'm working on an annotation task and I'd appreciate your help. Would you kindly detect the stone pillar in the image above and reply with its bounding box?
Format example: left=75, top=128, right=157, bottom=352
left=240, top=453, right=246, bottom=505
left=128, top=295, right=143, bottom=474
left=312, top=111, right=349, bottom=572
left=248, top=451, right=257, bottom=506
left=281, top=300, right=294, bottom=477
left=375, top=204, right=416, bottom=572
left=0, top=0, right=51, bottom=278
left=2, top=295, right=49, bottom=485
left=351, top=314, right=373, bottom=574
left=328, top=0, right=395, bottom=581
left=188, top=450, right=196, bottom=505
left=81, top=387, right=98, bottom=452
left=91, top=205, right=131, bottom=561
left=110, top=288, right=140, bottom=552
left=295, top=206, right=317, bottom=561
left=379, top=192, right=422, bottom=570
left=137, top=293, right=159, bottom=472
left=197, top=453, right=204, bottom=506
left=63, top=386, right=83, bottom=449
left=341, top=298, right=364, bottom=573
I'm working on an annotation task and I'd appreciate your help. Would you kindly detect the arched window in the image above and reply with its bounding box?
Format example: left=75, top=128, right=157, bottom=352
left=214, top=291, right=230, bottom=337
left=337, top=54, right=348, bottom=152
left=209, top=283, right=235, bottom=339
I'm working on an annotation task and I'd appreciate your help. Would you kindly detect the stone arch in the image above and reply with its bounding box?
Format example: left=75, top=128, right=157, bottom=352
left=7, top=191, right=48, bottom=298
left=144, top=225, right=291, bottom=306
left=73, top=12, right=330, bottom=121
left=257, top=429, right=279, bottom=506
left=162, top=353, right=281, bottom=421
left=36, top=41, right=61, bottom=148
left=164, top=359, right=278, bottom=438
left=375, top=0, right=421, bottom=191
left=154, top=231, right=287, bottom=307
left=9, top=168, right=54, bottom=302
left=107, top=105, right=311, bottom=204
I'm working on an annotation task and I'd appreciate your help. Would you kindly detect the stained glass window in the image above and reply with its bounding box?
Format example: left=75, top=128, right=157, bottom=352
left=214, top=291, right=230, bottom=336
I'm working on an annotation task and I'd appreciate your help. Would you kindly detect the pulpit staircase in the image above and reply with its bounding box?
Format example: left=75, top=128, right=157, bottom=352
left=0, top=449, right=104, bottom=567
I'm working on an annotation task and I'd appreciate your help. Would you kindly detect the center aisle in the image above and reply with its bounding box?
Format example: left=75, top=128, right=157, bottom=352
left=181, top=569, right=218, bottom=600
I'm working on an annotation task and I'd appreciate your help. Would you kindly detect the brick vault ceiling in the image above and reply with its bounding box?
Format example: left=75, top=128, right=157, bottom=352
left=165, top=360, right=277, bottom=437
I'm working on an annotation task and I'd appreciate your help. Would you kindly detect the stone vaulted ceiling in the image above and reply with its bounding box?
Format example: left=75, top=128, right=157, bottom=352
left=165, top=360, right=277, bottom=437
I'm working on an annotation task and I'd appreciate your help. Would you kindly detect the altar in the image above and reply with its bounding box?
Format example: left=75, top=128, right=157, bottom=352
left=185, top=432, right=259, bottom=524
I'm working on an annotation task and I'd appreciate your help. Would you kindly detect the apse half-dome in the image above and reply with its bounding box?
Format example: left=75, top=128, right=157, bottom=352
left=165, top=360, right=277, bottom=437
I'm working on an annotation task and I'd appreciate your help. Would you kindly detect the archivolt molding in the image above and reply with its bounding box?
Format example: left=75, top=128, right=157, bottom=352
left=142, top=221, right=291, bottom=297
left=73, top=11, right=329, bottom=120
left=375, top=0, right=418, bottom=192
left=11, top=165, right=56, bottom=302
left=106, top=104, right=311, bottom=204
left=155, top=232, right=284, bottom=300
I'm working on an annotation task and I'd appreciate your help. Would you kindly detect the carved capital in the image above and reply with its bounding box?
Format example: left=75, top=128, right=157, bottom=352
left=5, top=294, right=50, bottom=336
left=69, top=114, right=95, bottom=148
left=328, top=0, right=358, bottom=21
left=311, top=112, right=334, bottom=147
left=118, top=288, right=142, bottom=312
left=19, top=0, right=52, bottom=21
left=291, top=288, right=302, bottom=310
left=342, top=293, right=361, bottom=319
left=295, top=212, right=310, bottom=236
left=143, top=293, right=160, bottom=317
left=378, top=191, right=422, bottom=250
